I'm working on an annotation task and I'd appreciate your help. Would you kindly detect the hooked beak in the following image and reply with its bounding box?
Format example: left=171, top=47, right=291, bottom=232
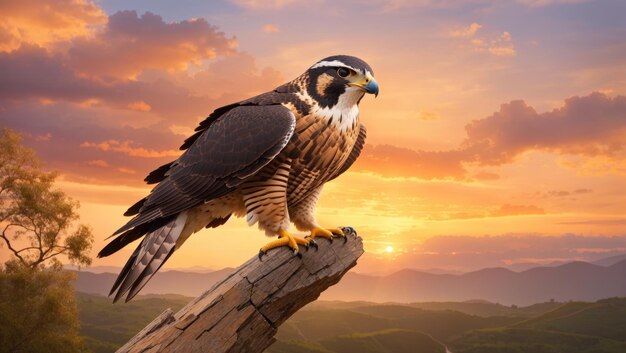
left=348, top=72, right=379, bottom=97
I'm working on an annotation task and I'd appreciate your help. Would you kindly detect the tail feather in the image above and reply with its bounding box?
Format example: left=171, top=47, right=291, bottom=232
left=111, top=212, right=188, bottom=303
left=109, top=247, right=138, bottom=296
left=98, top=216, right=175, bottom=258
left=126, top=246, right=176, bottom=300
left=123, top=197, right=147, bottom=217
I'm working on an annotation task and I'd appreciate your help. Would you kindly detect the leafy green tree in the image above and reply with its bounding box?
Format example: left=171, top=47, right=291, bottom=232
left=0, top=128, right=93, bottom=269
left=0, top=128, right=94, bottom=353
left=0, top=261, right=88, bottom=353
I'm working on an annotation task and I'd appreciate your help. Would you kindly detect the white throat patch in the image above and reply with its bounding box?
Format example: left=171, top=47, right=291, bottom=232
left=303, top=86, right=363, bottom=131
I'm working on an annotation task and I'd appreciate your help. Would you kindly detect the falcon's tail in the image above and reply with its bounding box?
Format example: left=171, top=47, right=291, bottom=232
left=108, top=212, right=188, bottom=303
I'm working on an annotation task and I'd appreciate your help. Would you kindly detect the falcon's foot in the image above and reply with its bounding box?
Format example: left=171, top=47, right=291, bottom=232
left=258, top=229, right=316, bottom=260
left=307, top=226, right=353, bottom=243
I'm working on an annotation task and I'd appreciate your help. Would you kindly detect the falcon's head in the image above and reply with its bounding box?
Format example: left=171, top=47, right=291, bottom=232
left=304, top=55, right=378, bottom=109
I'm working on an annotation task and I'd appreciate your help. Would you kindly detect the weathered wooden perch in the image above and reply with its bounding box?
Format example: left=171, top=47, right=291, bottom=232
left=116, top=233, right=364, bottom=353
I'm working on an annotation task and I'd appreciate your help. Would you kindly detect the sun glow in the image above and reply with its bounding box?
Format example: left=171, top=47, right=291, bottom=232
left=385, top=245, right=394, bottom=253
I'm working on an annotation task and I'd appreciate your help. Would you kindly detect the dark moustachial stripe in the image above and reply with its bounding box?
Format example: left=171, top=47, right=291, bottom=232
left=306, top=67, right=344, bottom=108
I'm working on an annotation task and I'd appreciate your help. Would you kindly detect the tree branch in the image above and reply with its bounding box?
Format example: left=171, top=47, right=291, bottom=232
left=15, top=246, right=41, bottom=254
left=39, top=250, right=67, bottom=263
left=116, top=234, right=364, bottom=353
left=1, top=223, right=28, bottom=266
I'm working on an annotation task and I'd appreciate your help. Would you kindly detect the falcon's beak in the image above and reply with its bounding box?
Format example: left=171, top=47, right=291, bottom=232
left=348, top=72, right=379, bottom=97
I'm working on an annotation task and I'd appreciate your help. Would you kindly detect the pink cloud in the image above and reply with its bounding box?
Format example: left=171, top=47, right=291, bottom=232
left=69, top=11, right=236, bottom=78
left=80, top=140, right=181, bottom=158
left=355, top=92, right=626, bottom=180
left=464, top=93, right=626, bottom=165
left=263, top=24, right=280, bottom=33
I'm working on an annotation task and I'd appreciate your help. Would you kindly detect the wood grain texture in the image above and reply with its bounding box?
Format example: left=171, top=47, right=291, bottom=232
left=116, top=234, right=364, bottom=353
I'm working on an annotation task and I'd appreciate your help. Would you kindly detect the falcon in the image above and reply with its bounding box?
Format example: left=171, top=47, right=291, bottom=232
left=99, top=55, right=379, bottom=302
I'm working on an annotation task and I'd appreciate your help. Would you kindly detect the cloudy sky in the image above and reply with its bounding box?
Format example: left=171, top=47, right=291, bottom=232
left=1, top=0, right=625, bottom=273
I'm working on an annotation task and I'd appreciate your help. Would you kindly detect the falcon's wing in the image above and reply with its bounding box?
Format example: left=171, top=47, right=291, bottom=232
left=329, top=123, right=367, bottom=181
left=114, top=104, right=295, bottom=235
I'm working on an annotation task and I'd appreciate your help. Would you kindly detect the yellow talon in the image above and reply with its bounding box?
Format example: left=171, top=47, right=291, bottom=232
left=309, top=227, right=334, bottom=239
left=308, top=227, right=346, bottom=242
left=258, top=229, right=312, bottom=259
left=327, top=228, right=345, bottom=236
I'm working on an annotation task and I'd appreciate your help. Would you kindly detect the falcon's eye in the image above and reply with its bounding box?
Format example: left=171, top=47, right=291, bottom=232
left=337, top=67, right=350, bottom=78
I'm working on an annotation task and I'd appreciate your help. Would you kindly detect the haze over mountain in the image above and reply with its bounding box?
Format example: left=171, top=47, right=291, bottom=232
left=74, top=259, right=626, bottom=305
left=322, top=260, right=626, bottom=305
left=74, top=268, right=233, bottom=297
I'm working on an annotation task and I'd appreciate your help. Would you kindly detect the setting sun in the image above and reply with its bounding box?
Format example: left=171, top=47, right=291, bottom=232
left=385, top=246, right=394, bottom=253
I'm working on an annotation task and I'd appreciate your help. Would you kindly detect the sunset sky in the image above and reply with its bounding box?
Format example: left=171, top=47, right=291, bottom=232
left=2, top=0, right=625, bottom=274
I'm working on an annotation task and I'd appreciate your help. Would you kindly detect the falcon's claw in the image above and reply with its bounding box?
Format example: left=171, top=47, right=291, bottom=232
left=309, top=239, right=319, bottom=250
left=339, top=226, right=357, bottom=237
left=259, top=229, right=310, bottom=258
left=331, top=229, right=344, bottom=237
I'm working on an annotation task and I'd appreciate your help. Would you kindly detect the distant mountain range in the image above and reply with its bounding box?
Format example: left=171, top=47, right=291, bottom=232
left=74, top=259, right=626, bottom=305
left=74, top=268, right=233, bottom=297
left=322, top=260, right=626, bottom=305
left=592, top=253, right=626, bottom=267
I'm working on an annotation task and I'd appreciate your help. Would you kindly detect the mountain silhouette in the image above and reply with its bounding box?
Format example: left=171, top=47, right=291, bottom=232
left=321, top=260, right=626, bottom=305
left=74, top=260, right=626, bottom=305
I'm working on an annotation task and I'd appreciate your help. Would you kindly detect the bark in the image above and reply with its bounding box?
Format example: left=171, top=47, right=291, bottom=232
left=117, top=234, right=364, bottom=353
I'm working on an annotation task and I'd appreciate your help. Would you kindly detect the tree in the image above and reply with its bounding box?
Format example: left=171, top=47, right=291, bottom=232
left=0, top=128, right=94, bottom=353
left=0, top=261, right=87, bottom=353
left=0, top=128, right=93, bottom=269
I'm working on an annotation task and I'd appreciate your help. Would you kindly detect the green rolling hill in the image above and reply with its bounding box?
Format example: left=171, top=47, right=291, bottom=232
left=76, top=292, right=189, bottom=353
left=449, top=297, right=626, bottom=353
left=277, top=305, right=519, bottom=343
left=75, top=293, right=626, bottom=353
left=319, top=329, right=446, bottom=353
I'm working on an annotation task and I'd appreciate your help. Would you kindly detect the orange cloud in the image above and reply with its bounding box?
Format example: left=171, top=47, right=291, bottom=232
left=34, top=133, right=52, bottom=141
left=488, top=46, right=516, bottom=56
left=117, top=167, right=136, bottom=174
left=87, top=159, right=110, bottom=167
left=127, top=101, right=151, bottom=112
left=427, top=204, right=545, bottom=221
left=69, top=11, right=236, bottom=78
left=80, top=140, right=181, bottom=158
left=472, top=171, right=500, bottom=181
left=488, top=31, right=516, bottom=56
left=451, top=23, right=516, bottom=57
left=530, top=188, right=593, bottom=199
left=232, top=0, right=298, bottom=9
left=449, top=22, right=482, bottom=38
left=490, top=204, right=545, bottom=217
left=263, top=24, right=280, bottom=33
left=417, top=110, right=440, bottom=121
left=0, top=0, right=106, bottom=52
